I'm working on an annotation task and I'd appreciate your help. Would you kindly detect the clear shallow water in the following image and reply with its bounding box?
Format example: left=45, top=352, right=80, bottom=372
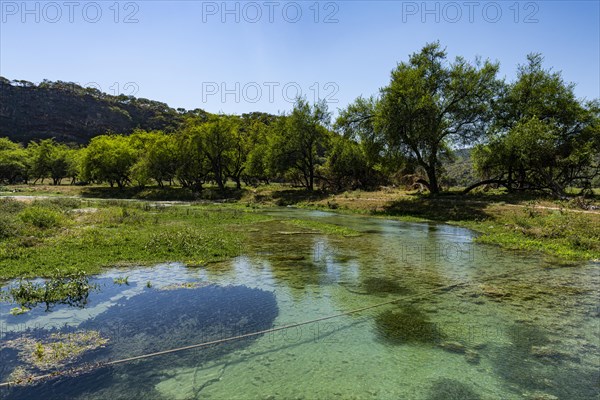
left=0, top=208, right=598, bottom=399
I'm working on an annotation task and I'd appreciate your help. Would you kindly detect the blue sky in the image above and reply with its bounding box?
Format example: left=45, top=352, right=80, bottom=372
left=1, top=1, right=598, bottom=115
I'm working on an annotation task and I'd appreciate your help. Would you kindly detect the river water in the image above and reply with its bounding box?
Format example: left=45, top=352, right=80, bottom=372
left=0, top=208, right=598, bottom=399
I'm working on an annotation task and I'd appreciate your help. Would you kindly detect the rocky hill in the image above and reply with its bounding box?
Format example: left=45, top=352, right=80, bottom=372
left=0, top=77, right=204, bottom=144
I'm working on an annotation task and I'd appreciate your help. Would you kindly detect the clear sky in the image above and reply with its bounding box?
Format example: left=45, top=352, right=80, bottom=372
left=1, top=1, right=599, bottom=116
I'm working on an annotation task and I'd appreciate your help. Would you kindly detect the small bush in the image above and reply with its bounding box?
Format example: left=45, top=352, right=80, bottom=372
left=19, top=206, right=63, bottom=229
left=0, top=214, right=18, bottom=238
left=0, top=199, right=25, bottom=214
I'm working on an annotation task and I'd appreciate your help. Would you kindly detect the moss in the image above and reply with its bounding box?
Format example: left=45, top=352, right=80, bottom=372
left=374, top=304, right=444, bottom=345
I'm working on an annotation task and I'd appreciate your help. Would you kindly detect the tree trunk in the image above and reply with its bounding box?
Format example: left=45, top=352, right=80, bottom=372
left=426, top=166, right=439, bottom=195
left=215, top=175, right=225, bottom=191
left=462, top=179, right=507, bottom=194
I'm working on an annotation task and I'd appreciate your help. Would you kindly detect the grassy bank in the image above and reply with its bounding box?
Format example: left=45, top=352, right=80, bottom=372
left=0, top=193, right=371, bottom=279
left=2, top=184, right=599, bottom=270
left=0, top=198, right=268, bottom=279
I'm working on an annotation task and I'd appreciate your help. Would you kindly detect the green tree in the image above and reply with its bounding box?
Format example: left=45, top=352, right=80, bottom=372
left=335, top=96, right=384, bottom=169
left=129, top=130, right=179, bottom=187
left=323, top=135, right=376, bottom=191
left=224, top=116, right=247, bottom=189
left=175, top=123, right=210, bottom=191
left=242, top=114, right=280, bottom=185
left=193, top=116, right=236, bottom=191
left=27, top=139, right=54, bottom=184
left=269, top=98, right=331, bottom=191
left=48, top=143, right=74, bottom=185
left=81, top=135, right=136, bottom=189
left=471, top=54, right=600, bottom=195
left=377, top=42, right=500, bottom=194
left=0, top=138, right=29, bottom=184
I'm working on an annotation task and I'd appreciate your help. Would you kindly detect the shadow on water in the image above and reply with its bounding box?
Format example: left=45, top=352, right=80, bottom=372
left=1, top=285, right=278, bottom=400
left=491, top=322, right=600, bottom=400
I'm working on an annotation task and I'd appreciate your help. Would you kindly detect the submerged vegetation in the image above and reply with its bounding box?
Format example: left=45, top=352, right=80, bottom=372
left=362, top=277, right=411, bottom=295
left=3, top=330, right=109, bottom=386
left=426, top=378, right=482, bottom=400
left=374, top=304, right=445, bottom=345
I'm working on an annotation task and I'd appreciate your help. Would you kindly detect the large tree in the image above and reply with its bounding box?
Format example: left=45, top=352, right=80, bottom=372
left=0, top=138, right=29, bottom=184
left=471, top=54, right=600, bottom=195
left=270, top=98, right=331, bottom=191
left=81, top=135, right=136, bottom=189
left=377, top=42, right=500, bottom=194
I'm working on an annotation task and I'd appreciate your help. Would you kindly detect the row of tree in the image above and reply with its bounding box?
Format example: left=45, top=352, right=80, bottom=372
left=1, top=42, right=599, bottom=195
left=336, top=43, right=599, bottom=195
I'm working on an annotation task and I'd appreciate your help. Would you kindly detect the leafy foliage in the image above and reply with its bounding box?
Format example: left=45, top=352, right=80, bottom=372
left=376, top=42, right=501, bottom=194
left=472, top=54, right=600, bottom=195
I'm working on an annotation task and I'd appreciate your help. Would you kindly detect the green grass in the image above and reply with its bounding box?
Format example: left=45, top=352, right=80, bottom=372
left=458, top=207, right=600, bottom=261
left=2, top=184, right=599, bottom=267
left=284, top=219, right=361, bottom=237
left=0, top=198, right=271, bottom=279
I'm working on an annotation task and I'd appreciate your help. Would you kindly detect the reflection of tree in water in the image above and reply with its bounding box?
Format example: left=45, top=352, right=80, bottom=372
left=1, top=285, right=278, bottom=400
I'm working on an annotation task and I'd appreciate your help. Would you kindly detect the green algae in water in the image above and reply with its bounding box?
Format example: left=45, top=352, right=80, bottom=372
left=362, top=277, right=411, bottom=295
left=3, top=330, right=109, bottom=385
left=492, top=322, right=600, bottom=400
left=375, top=304, right=445, bottom=345
left=426, top=378, right=482, bottom=400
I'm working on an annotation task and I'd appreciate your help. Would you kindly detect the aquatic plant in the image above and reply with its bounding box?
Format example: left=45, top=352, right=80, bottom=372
left=159, top=281, right=208, bottom=291
left=9, top=306, right=30, bottom=316
left=3, top=330, right=109, bottom=380
left=426, top=378, right=482, bottom=400
left=363, top=277, right=410, bottom=295
left=374, top=304, right=444, bottom=345
left=7, top=270, right=96, bottom=313
left=284, top=219, right=360, bottom=237
left=113, top=276, right=129, bottom=286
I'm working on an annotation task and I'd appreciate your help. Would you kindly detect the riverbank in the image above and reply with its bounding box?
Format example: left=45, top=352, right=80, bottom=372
left=1, top=184, right=599, bottom=272
left=241, top=185, right=600, bottom=262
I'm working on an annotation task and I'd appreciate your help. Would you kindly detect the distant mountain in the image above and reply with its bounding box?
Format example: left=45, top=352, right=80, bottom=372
left=0, top=77, right=208, bottom=144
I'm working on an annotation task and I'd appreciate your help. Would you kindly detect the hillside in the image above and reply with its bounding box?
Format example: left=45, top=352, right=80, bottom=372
left=0, top=77, right=205, bottom=144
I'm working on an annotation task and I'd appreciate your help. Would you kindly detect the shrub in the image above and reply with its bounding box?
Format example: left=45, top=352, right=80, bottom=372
left=0, top=214, right=18, bottom=238
left=19, top=206, right=63, bottom=229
